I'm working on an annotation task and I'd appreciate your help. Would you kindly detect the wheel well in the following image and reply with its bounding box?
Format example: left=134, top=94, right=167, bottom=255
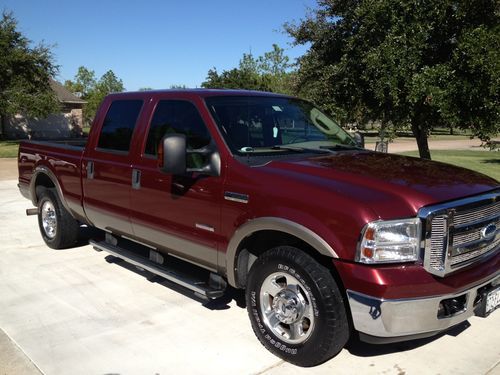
left=34, top=173, right=55, bottom=201
left=235, top=230, right=336, bottom=288
left=234, top=229, right=354, bottom=337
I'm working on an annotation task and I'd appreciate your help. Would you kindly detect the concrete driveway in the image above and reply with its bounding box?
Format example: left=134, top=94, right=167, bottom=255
left=0, top=176, right=499, bottom=374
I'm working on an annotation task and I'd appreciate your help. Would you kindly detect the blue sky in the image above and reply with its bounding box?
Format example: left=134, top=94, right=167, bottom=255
left=2, top=0, right=317, bottom=91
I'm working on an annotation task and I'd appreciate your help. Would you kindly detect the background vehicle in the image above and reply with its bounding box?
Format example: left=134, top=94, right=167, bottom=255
left=18, top=89, right=499, bottom=366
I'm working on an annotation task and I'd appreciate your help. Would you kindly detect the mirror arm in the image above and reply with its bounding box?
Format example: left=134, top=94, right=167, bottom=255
left=186, top=165, right=212, bottom=174
left=186, top=140, right=217, bottom=156
left=186, top=150, right=221, bottom=176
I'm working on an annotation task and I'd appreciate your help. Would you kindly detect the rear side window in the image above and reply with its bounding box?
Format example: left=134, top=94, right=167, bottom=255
left=145, top=100, right=210, bottom=156
left=98, top=100, right=143, bottom=152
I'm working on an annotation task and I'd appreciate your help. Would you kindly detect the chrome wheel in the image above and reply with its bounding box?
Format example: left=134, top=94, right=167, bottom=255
left=41, top=200, right=57, bottom=239
left=259, top=272, right=315, bottom=344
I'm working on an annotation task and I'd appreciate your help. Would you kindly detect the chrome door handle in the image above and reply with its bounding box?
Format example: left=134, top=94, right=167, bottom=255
left=132, top=169, right=141, bottom=189
left=87, top=161, right=94, bottom=179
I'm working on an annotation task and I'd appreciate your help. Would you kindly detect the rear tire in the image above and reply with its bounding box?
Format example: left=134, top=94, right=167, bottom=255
left=37, top=188, right=80, bottom=249
left=246, top=246, right=349, bottom=367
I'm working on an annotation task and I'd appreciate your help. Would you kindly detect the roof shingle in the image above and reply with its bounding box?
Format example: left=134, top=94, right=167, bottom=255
left=49, top=79, right=87, bottom=104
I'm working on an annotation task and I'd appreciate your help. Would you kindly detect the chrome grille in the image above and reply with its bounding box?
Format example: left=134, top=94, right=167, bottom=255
left=450, top=237, right=500, bottom=266
left=453, top=201, right=500, bottom=227
left=452, top=230, right=481, bottom=247
left=420, top=191, right=500, bottom=277
left=452, top=218, right=500, bottom=247
left=429, top=216, right=447, bottom=271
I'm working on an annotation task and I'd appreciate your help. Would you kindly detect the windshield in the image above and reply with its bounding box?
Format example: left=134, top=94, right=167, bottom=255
left=205, top=96, right=357, bottom=155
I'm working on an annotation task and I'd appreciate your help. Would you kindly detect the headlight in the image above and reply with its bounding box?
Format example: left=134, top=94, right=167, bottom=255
left=356, top=218, right=421, bottom=264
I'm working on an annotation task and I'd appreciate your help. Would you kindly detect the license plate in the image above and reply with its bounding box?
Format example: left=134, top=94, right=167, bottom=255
left=485, top=287, right=500, bottom=315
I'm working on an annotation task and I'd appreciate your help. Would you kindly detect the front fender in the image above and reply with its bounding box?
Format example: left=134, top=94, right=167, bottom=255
left=225, top=216, right=339, bottom=287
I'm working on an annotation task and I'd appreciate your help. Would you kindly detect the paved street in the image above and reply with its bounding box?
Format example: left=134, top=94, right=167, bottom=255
left=0, top=159, right=499, bottom=374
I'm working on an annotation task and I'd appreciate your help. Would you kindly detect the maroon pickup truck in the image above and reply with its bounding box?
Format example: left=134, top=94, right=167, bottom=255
left=18, top=89, right=499, bottom=366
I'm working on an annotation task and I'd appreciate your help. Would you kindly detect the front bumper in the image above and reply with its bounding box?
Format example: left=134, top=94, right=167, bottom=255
left=347, top=272, right=499, bottom=342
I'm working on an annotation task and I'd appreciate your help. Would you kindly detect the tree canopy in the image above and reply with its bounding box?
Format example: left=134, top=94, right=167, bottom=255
left=65, top=67, right=124, bottom=125
left=0, top=12, right=59, bottom=137
left=202, top=44, right=295, bottom=95
left=286, top=0, right=500, bottom=158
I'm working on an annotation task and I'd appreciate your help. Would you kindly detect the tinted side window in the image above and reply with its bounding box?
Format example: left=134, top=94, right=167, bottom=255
left=145, top=100, right=210, bottom=156
left=98, top=100, right=143, bottom=152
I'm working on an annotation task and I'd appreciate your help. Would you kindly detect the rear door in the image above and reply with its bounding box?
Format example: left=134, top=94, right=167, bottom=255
left=128, top=97, right=222, bottom=270
left=82, top=97, right=145, bottom=235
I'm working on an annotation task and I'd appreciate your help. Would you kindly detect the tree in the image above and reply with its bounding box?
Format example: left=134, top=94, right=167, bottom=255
left=202, top=66, right=269, bottom=91
left=98, top=70, right=124, bottom=94
left=258, top=44, right=292, bottom=76
left=85, top=70, right=124, bottom=124
left=0, top=11, right=59, bottom=137
left=286, top=0, right=500, bottom=159
left=202, top=52, right=268, bottom=91
left=258, top=44, right=296, bottom=95
left=202, top=45, right=295, bottom=95
left=65, top=67, right=124, bottom=124
left=64, top=66, right=96, bottom=97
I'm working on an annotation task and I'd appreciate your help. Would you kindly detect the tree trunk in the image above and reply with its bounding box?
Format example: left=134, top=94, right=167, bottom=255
left=0, top=114, right=5, bottom=140
left=411, top=121, right=431, bottom=160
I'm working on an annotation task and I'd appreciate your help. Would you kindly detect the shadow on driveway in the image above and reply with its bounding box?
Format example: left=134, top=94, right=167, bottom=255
left=345, top=320, right=471, bottom=357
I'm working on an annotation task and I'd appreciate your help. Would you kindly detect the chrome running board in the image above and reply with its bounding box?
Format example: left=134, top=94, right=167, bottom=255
left=90, top=239, right=225, bottom=299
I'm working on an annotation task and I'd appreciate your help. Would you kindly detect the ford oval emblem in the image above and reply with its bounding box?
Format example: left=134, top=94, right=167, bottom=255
left=481, top=223, right=497, bottom=240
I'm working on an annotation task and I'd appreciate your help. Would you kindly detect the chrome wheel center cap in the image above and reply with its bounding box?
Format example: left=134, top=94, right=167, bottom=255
left=41, top=201, right=57, bottom=239
left=272, top=289, right=304, bottom=324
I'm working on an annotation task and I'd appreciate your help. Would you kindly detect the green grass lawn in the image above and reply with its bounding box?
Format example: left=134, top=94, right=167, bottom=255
left=426, top=134, right=472, bottom=141
left=0, top=141, right=20, bottom=158
left=365, top=133, right=471, bottom=144
left=400, top=150, right=500, bottom=181
left=364, top=128, right=473, bottom=144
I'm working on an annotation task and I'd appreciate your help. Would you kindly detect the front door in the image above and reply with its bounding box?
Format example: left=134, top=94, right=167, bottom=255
left=129, top=98, right=222, bottom=271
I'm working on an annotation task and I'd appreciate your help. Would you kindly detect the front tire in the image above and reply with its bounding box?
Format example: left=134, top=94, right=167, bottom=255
left=246, top=246, right=349, bottom=367
left=37, top=188, right=80, bottom=249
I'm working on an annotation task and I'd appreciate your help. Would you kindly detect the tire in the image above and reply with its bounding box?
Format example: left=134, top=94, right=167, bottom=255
left=37, top=188, right=80, bottom=249
left=246, top=246, right=349, bottom=367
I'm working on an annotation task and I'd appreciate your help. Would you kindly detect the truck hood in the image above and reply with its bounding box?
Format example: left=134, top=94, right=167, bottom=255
left=262, top=151, right=498, bottom=218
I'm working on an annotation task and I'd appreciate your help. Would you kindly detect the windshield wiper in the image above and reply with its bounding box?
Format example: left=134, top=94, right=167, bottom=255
left=271, top=146, right=334, bottom=154
left=239, top=145, right=338, bottom=154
